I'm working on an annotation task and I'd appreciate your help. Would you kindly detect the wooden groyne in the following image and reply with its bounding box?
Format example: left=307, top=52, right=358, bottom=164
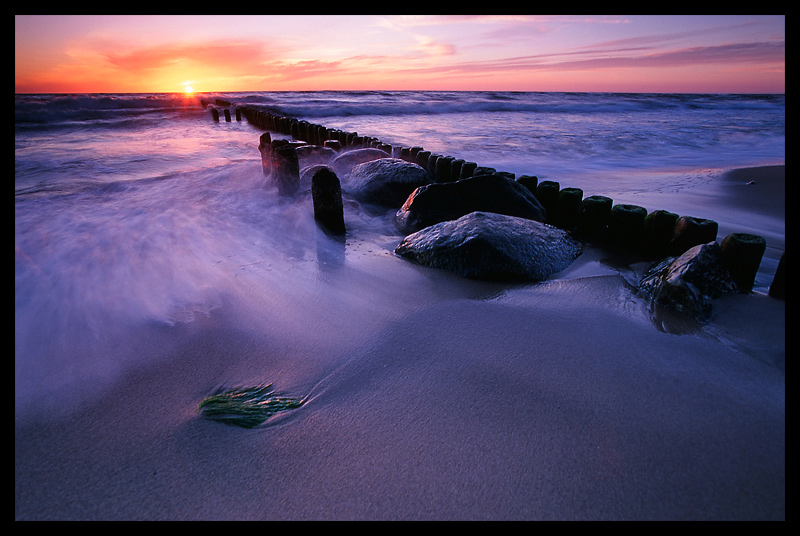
left=200, top=98, right=242, bottom=122
left=232, top=105, right=782, bottom=297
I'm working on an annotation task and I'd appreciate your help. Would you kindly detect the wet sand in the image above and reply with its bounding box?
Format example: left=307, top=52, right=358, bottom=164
left=15, top=166, right=784, bottom=520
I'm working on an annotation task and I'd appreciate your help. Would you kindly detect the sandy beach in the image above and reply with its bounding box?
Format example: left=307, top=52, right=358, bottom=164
left=15, top=165, right=784, bottom=521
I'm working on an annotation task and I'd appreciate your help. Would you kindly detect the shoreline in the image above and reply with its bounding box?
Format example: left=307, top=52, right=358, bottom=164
left=15, top=164, right=785, bottom=520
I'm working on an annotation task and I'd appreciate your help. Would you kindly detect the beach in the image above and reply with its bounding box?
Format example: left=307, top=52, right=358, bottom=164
left=15, top=159, right=784, bottom=520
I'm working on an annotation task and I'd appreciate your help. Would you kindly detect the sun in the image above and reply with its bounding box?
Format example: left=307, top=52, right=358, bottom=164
left=184, top=85, right=194, bottom=94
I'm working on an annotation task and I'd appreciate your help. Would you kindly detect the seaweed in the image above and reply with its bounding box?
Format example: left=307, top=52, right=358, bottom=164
left=198, top=384, right=305, bottom=428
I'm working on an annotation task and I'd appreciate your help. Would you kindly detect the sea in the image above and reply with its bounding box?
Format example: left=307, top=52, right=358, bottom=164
left=15, top=91, right=785, bottom=415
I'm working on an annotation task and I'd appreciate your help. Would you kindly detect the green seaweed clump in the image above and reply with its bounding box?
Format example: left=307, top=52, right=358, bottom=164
left=198, top=384, right=305, bottom=428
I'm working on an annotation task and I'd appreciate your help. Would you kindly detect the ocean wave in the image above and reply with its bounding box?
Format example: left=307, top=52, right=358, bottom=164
left=15, top=93, right=203, bottom=125
left=16, top=91, right=784, bottom=125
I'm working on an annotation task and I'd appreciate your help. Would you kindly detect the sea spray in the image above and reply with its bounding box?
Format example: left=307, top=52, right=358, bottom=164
left=15, top=91, right=784, bottom=417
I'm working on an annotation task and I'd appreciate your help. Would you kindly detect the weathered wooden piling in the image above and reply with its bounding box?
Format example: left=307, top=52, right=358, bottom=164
left=671, top=216, right=718, bottom=256
left=608, top=204, right=647, bottom=252
left=450, top=159, right=465, bottom=181
left=535, top=180, right=560, bottom=224
left=311, top=167, right=346, bottom=236
left=234, top=103, right=778, bottom=295
left=769, top=252, right=785, bottom=299
left=720, top=232, right=767, bottom=293
left=324, top=140, right=342, bottom=151
left=642, top=209, right=680, bottom=259
left=258, top=132, right=272, bottom=175
left=555, top=187, right=583, bottom=231
left=435, top=156, right=455, bottom=182
left=415, top=150, right=431, bottom=173
left=272, top=145, right=300, bottom=196
left=516, top=175, right=538, bottom=195
left=578, top=195, right=613, bottom=241
left=223, top=109, right=231, bottom=122
left=459, top=162, right=477, bottom=180
left=211, top=108, right=220, bottom=122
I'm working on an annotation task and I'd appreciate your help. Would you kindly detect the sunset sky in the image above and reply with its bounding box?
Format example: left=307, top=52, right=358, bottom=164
left=15, top=15, right=785, bottom=94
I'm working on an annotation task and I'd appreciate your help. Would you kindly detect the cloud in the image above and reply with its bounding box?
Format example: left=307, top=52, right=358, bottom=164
left=100, top=40, right=275, bottom=76
left=391, top=39, right=785, bottom=79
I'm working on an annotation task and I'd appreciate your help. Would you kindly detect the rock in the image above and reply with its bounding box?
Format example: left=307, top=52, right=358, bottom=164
left=395, top=174, right=547, bottom=234
left=311, top=167, right=346, bottom=236
left=331, top=148, right=393, bottom=177
left=638, top=242, right=738, bottom=323
left=395, top=211, right=584, bottom=281
left=300, top=164, right=334, bottom=186
left=345, top=158, right=432, bottom=208
left=295, top=145, right=337, bottom=168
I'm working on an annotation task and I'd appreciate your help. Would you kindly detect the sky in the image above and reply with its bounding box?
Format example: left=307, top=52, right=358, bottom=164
left=15, top=15, right=785, bottom=94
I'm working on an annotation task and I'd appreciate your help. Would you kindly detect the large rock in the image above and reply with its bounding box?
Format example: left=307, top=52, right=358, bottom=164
left=395, top=174, right=547, bottom=234
left=638, top=242, right=738, bottom=323
left=331, top=148, right=392, bottom=177
left=395, top=211, right=584, bottom=281
left=346, top=158, right=432, bottom=207
left=295, top=145, right=337, bottom=168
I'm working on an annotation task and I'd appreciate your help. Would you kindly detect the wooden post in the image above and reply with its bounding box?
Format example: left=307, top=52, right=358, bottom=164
left=720, top=232, right=767, bottom=293
left=311, top=168, right=346, bottom=236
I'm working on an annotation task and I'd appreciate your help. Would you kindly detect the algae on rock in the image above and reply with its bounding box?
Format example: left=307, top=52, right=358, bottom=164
left=199, top=384, right=305, bottom=428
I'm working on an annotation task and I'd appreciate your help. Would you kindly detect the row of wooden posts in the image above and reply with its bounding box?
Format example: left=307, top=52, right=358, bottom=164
left=208, top=103, right=783, bottom=298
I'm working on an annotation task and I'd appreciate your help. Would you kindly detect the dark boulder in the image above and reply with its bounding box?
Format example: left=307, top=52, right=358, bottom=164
left=300, top=164, right=334, bottom=187
left=395, top=211, right=584, bottom=281
left=345, top=158, right=432, bottom=207
left=295, top=145, right=337, bottom=168
left=331, top=148, right=393, bottom=177
left=395, top=174, right=547, bottom=234
left=638, top=242, right=738, bottom=323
